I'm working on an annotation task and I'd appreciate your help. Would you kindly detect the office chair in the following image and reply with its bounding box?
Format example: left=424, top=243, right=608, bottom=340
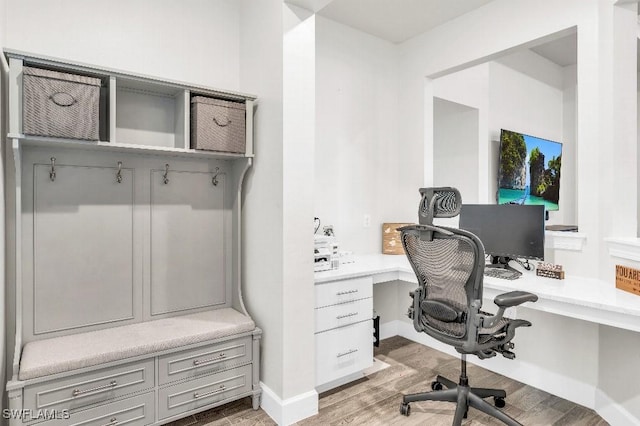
left=398, top=187, right=538, bottom=426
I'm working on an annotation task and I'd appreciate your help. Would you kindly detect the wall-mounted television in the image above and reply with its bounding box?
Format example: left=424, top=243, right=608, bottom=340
left=497, top=129, right=562, bottom=211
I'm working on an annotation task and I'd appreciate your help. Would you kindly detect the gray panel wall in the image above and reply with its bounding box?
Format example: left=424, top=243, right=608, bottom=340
left=33, top=164, right=134, bottom=333
left=150, top=170, right=226, bottom=315
left=20, top=148, right=234, bottom=343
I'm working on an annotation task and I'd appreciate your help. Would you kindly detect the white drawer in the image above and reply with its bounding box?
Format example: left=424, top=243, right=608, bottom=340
left=315, top=297, right=372, bottom=333
left=158, top=364, right=252, bottom=420
left=24, top=360, right=154, bottom=415
left=316, top=320, right=373, bottom=387
left=43, top=392, right=155, bottom=426
left=315, top=277, right=373, bottom=308
left=158, top=336, right=252, bottom=385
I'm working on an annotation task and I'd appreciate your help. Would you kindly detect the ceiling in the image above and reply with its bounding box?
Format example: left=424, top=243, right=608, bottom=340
left=316, top=0, right=495, bottom=44
left=290, top=0, right=579, bottom=68
left=531, top=33, right=577, bottom=67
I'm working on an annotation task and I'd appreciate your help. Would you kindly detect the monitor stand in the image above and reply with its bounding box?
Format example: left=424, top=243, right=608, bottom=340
left=486, top=255, right=520, bottom=274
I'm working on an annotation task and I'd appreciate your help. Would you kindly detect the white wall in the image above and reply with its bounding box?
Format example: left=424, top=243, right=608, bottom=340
left=238, top=0, right=285, bottom=402
left=488, top=60, right=565, bottom=223
left=241, top=3, right=317, bottom=424
left=315, top=16, right=411, bottom=255
left=5, top=0, right=241, bottom=90
left=281, top=7, right=317, bottom=409
left=433, top=98, right=479, bottom=204
left=0, top=0, right=6, bottom=415
left=397, top=1, right=639, bottom=423
left=598, top=326, right=640, bottom=422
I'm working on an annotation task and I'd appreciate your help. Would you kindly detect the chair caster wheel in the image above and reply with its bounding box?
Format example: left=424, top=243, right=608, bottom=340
left=431, top=381, right=443, bottom=391
left=494, top=396, right=506, bottom=408
left=400, top=402, right=411, bottom=416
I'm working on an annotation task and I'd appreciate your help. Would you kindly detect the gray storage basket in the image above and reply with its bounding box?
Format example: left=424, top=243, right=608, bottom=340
left=23, top=66, right=102, bottom=140
left=191, top=96, right=246, bottom=153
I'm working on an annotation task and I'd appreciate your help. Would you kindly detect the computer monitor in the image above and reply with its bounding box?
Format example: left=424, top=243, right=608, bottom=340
left=458, top=204, right=545, bottom=268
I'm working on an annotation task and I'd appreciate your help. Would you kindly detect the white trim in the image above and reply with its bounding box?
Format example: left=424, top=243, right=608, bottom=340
left=260, top=382, right=318, bottom=425
left=545, top=231, right=587, bottom=251
left=595, top=389, right=640, bottom=426
left=389, top=320, right=597, bottom=409
left=605, top=237, right=640, bottom=262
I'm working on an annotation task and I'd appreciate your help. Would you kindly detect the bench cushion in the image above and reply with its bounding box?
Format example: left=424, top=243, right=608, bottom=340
left=19, top=308, right=255, bottom=380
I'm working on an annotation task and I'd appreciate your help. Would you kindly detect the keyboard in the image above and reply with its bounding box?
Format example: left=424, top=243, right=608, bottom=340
left=484, top=267, right=521, bottom=280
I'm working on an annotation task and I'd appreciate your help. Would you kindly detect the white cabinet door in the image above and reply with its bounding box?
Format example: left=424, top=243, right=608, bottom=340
left=150, top=169, right=226, bottom=315
left=316, top=320, right=374, bottom=387
left=33, top=164, right=134, bottom=333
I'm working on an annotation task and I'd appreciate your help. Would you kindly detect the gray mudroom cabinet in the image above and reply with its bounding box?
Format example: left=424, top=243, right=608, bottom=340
left=4, top=50, right=261, bottom=426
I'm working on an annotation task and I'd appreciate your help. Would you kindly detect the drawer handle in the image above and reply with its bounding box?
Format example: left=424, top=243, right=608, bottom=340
left=194, top=385, right=226, bottom=399
left=213, top=116, right=232, bottom=127
left=193, top=353, right=227, bottom=366
left=336, top=289, right=358, bottom=296
left=336, top=312, right=358, bottom=319
left=100, top=418, right=118, bottom=426
left=50, top=92, right=76, bottom=107
left=72, top=380, right=117, bottom=397
left=337, top=349, right=358, bottom=358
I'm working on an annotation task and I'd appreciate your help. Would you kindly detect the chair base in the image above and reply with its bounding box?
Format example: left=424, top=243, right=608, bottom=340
left=400, top=374, right=522, bottom=426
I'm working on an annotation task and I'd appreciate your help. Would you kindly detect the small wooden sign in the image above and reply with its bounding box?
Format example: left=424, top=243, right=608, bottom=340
left=615, top=265, right=640, bottom=296
left=536, top=262, right=565, bottom=279
left=382, top=223, right=412, bottom=255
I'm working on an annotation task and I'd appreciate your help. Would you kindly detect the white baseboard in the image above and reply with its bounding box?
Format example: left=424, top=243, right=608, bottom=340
left=387, top=320, right=597, bottom=408
left=260, top=382, right=318, bottom=426
left=595, top=389, right=640, bottom=426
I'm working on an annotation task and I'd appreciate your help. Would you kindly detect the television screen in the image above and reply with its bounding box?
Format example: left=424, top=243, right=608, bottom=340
left=498, top=129, right=562, bottom=211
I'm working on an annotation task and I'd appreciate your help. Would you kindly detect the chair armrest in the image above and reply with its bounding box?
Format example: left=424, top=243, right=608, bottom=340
left=494, top=291, right=538, bottom=308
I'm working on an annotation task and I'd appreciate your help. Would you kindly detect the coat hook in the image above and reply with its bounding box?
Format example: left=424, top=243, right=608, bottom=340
left=163, top=163, right=170, bottom=185
left=116, top=161, right=123, bottom=183
left=212, top=167, right=220, bottom=186
left=49, top=157, right=56, bottom=182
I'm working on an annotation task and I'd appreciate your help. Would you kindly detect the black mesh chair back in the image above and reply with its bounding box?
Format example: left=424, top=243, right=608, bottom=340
left=402, top=228, right=481, bottom=340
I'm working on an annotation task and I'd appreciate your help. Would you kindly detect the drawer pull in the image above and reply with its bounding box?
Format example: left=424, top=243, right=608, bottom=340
left=337, top=349, right=358, bottom=358
left=193, top=353, right=226, bottom=366
left=336, top=312, right=358, bottom=319
left=72, top=380, right=117, bottom=397
left=336, top=289, right=358, bottom=296
left=100, top=418, right=118, bottom=426
left=194, top=385, right=226, bottom=399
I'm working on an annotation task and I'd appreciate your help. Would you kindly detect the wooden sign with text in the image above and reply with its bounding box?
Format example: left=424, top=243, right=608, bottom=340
left=615, top=265, right=640, bottom=296
left=382, top=223, right=412, bottom=255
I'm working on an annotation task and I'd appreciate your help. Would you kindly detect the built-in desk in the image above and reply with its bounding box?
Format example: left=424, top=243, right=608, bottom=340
left=316, top=255, right=640, bottom=424
left=315, top=254, right=640, bottom=333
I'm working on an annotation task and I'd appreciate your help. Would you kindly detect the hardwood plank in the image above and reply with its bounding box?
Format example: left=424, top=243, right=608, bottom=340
left=170, top=336, right=608, bottom=426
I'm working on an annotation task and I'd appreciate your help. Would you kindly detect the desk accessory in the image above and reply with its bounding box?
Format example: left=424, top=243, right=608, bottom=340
left=545, top=224, right=579, bottom=232
left=382, top=223, right=412, bottom=255
left=615, top=265, right=640, bottom=296
left=536, top=262, right=565, bottom=279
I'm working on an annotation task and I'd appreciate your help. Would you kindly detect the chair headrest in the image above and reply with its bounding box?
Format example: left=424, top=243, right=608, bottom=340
left=418, top=187, right=462, bottom=225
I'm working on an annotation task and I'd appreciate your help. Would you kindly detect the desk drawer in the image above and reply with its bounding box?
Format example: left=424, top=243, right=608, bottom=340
left=315, top=277, right=373, bottom=308
left=158, top=337, right=251, bottom=385
left=316, top=320, right=373, bottom=387
left=46, top=392, right=155, bottom=426
left=158, top=364, right=251, bottom=420
left=24, top=360, right=154, bottom=414
left=316, top=298, right=372, bottom=333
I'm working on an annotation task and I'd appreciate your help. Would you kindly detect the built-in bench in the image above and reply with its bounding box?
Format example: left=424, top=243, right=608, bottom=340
left=19, top=308, right=255, bottom=380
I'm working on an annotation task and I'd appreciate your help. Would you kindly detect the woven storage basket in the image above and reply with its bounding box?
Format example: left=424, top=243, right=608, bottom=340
left=23, top=66, right=101, bottom=140
left=191, top=96, right=246, bottom=153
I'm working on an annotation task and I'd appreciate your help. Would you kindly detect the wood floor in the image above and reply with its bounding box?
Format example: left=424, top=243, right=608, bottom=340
left=169, top=336, right=607, bottom=425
